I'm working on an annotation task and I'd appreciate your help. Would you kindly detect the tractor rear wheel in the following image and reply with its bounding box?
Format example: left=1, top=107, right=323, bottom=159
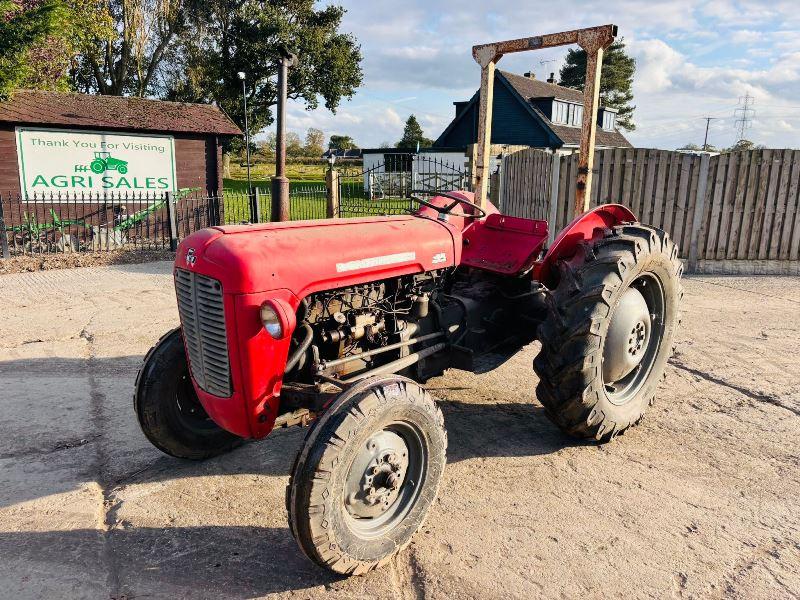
left=287, top=376, right=447, bottom=575
left=134, top=328, right=242, bottom=459
left=534, top=224, right=683, bottom=442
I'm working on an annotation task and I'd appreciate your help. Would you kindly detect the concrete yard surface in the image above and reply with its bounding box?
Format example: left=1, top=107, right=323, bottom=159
left=0, top=263, right=798, bottom=599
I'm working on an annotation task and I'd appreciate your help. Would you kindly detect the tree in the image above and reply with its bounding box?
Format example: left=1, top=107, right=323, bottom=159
left=285, top=131, right=303, bottom=158
left=71, top=0, right=200, bottom=96
left=163, top=1, right=362, bottom=144
left=329, top=134, right=357, bottom=150
left=304, top=127, right=325, bottom=156
left=0, top=0, right=61, bottom=98
left=396, top=115, right=432, bottom=149
left=559, top=39, right=636, bottom=131
left=727, top=139, right=757, bottom=152
left=678, top=143, right=701, bottom=151
left=0, top=0, right=110, bottom=98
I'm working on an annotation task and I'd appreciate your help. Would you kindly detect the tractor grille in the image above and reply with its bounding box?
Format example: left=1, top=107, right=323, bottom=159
left=174, top=269, right=231, bottom=397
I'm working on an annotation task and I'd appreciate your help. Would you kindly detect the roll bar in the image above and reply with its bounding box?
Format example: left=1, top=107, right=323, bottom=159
left=471, top=24, right=617, bottom=218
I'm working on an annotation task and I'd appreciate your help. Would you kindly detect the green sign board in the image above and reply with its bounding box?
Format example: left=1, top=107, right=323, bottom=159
left=16, top=127, right=177, bottom=200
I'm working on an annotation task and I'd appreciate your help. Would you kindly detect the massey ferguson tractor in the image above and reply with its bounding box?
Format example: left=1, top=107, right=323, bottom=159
left=135, top=25, right=682, bottom=575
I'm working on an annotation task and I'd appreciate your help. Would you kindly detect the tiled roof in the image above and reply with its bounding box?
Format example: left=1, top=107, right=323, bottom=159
left=0, top=90, right=242, bottom=135
left=499, top=70, right=585, bottom=103
left=501, top=71, right=632, bottom=148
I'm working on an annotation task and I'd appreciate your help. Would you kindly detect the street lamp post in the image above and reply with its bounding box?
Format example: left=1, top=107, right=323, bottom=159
left=271, top=51, right=297, bottom=222
left=237, top=71, right=252, bottom=195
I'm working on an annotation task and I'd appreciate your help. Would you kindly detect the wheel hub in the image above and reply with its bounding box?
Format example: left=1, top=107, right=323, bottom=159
left=603, top=286, right=652, bottom=384
left=344, top=430, right=410, bottom=520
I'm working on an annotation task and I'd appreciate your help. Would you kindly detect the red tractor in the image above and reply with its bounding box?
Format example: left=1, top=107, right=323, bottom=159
left=135, top=25, right=682, bottom=575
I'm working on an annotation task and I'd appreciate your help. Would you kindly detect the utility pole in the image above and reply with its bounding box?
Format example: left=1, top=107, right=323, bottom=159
left=271, top=50, right=298, bottom=222
left=734, top=94, right=755, bottom=142
left=702, top=116, right=718, bottom=151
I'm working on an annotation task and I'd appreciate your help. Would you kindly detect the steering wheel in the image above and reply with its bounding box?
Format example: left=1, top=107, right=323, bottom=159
left=410, top=190, right=487, bottom=219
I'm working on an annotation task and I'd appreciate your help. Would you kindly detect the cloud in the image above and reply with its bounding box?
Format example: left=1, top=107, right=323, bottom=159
left=285, top=0, right=800, bottom=149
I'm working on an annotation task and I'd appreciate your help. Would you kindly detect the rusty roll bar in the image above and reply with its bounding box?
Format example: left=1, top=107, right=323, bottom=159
left=471, top=24, right=617, bottom=219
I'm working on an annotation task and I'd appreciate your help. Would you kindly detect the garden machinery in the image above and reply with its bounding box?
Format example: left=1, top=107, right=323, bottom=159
left=135, top=24, right=683, bottom=575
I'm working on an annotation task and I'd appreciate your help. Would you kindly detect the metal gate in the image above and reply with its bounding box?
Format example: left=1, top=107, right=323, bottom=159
left=338, top=154, right=470, bottom=217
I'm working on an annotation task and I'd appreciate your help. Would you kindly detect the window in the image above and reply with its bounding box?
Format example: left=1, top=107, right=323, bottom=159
left=570, top=105, right=584, bottom=127
left=552, top=101, right=567, bottom=124
left=602, top=111, right=616, bottom=130
left=552, top=101, right=583, bottom=127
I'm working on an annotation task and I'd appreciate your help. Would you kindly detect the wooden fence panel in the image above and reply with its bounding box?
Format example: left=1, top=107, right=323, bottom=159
left=780, top=150, right=800, bottom=261
left=703, top=154, right=725, bottom=259
left=499, top=148, right=552, bottom=221
left=744, top=149, right=769, bottom=259
left=758, top=150, right=792, bottom=260
left=498, top=147, right=799, bottom=270
left=727, top=151, right=751, bottom=259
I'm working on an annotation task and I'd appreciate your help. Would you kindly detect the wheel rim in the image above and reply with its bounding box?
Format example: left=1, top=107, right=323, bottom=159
left=343, top=422, right=427, bottom=539
left=170, top=371, right=219, bottom=434
left=602, top=274, right=666, bottom=405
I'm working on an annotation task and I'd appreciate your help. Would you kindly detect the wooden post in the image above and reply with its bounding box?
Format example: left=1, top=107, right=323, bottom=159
left=326, top=167, right=340, bottom=218
left=0, top=197, right=10, bottom=260
left=467, top=143, right=478, bottom=190
left=489, top=170, right=500, bottom=206
left=166, top=191, right=178, bottom=251
left=497, top=155, right=506, bottom=211
left=687, top=153, right=711, bottom=273
left=547, top=152, right=562, bottom=244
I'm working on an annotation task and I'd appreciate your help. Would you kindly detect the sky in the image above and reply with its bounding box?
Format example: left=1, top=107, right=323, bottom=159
left=279, top=0, right=800, bottom=151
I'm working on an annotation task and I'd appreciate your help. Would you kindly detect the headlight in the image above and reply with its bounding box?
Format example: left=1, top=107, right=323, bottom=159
left=260, top=302, right=283, bottom=338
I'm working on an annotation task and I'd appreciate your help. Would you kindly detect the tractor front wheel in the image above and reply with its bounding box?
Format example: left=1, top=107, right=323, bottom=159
left=287, top=376, right=447, bottom=575
left=134, top=328, right=242, bottom=459
left=534, top=224, right=683, bottom=441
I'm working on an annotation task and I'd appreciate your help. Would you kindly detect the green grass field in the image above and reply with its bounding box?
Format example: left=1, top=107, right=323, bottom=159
left=227, top=161, right=330, bottom=182
left=221, top=177, right=413, bottom=223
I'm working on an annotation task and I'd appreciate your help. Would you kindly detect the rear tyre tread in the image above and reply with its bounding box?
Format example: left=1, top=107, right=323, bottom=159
left=534, top=223, right=682, bottom=442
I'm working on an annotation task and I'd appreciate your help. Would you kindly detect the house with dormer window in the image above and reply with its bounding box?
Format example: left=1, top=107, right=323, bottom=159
left=434, top=70, right=631, bottom=150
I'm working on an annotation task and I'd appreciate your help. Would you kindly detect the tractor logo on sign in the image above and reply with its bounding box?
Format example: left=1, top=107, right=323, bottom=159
left=74, top=152, right=130, bottom=175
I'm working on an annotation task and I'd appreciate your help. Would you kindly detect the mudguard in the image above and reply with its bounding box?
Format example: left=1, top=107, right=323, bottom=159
left=537, top=204, right=636, bottom=288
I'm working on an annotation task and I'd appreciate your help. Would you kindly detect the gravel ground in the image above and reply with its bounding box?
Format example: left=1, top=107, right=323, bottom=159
left=0, top=262, right=798, bottom=599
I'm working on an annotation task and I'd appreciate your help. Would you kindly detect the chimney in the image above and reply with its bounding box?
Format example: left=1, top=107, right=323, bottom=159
left=547, top=72, right=555, bottom=84
left=523, top=71, right=536, bottom=79
left=453, top=100, right=469, bottom=118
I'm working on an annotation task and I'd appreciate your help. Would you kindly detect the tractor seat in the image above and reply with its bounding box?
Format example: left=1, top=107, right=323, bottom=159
left=461, top=213, right=548, bottom=276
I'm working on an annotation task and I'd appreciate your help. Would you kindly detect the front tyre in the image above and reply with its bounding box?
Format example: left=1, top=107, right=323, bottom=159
left=287, top=376, right=447, bottom=575
left=134, top=328, right=242, bottom=459
left=534, top=224, right=683, bottom=441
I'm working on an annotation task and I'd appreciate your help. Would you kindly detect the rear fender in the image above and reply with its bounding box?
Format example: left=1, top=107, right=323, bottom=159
left=536, top=204, right=636, bottom=288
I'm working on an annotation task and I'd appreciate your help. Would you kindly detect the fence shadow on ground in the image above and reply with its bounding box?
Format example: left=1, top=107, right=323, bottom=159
left=0, top=355, right=580, bottom=506
left=1, top=353, right=584, bottom=595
